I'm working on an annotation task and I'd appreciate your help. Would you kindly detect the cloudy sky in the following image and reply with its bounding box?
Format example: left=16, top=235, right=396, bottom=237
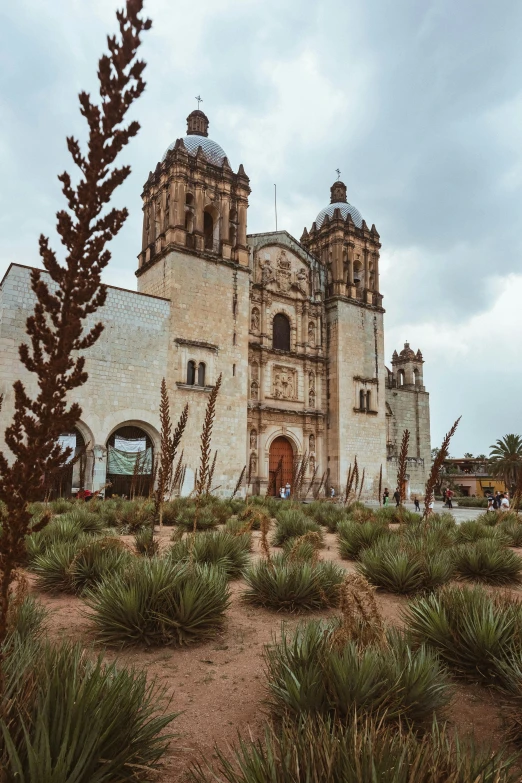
left=1, top=0, right=521, bottom=456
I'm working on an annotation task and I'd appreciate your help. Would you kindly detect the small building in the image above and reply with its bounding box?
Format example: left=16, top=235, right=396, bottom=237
left=442, top=458, right=505, bottom=497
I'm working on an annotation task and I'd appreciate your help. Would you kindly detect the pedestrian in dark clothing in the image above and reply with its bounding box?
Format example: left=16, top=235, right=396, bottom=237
left=393, top=488, right=401, bottom=507
left=446, top=488, right=454, bottom=509
left=383, top=488, right=390, bottom=506
left=413, top=495, right=420, bottom=512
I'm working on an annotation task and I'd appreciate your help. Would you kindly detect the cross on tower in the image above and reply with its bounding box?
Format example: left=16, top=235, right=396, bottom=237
left=195, top=95, right=203, bottom=109
left=335, top=168, right=341, bottom=181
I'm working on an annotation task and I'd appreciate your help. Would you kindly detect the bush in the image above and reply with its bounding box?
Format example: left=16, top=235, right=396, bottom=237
left=357, top=538, right=453, bottom=594
left=26, top=517, right=85, bottom=563
left=282, top=534, right=320, bottom=562
left=304, top=501, right=347, bottom=531
left=374, top=506, right=421, bottom=525
left=338, top=520, right=389, bottom=560
left=117, top=499, right=155, bottom=531
left=85, top=558, right=230, bottom=646
left=134, top=527, right=160, bottom=557
left=70, top=538, right=133, bottom=593
left=403, top=585, right=522, bottom=682
left=455, top=520, right=501, bottom=544
left=242, top=554, right=344, bottom=612
left=453, top=540, right=522, bottom=585
left=7, top=596, right=48, bottom=643
left=168, top=530, right=251, bottom=578
left=271, top=509, right=322, bottom=546
left=499, top=517, right=522, bottom=547
left=32, top=539, right=89, bottom=592
left=49, top=497, right=76, bottom=515
left=190, top=713, right=515, bottom=783
left=176, top=505, right=220, bottom=531
left=456, top=497, right=489, bottom=508
left=61, top=508, right=106, bottom=535
left=0, top=641, right=176, bottom=781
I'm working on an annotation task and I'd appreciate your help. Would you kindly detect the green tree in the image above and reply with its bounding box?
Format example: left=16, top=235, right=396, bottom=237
left=489, top=434, right=522, bottom=491
left=463, top=452, right=474, bottom=459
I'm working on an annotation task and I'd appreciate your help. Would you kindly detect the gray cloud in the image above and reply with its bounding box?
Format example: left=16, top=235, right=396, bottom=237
left=1, top=0, right=521, bottom=455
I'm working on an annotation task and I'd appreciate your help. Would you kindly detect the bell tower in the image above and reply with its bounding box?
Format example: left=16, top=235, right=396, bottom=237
left=134, top=109, right=251, bottom=496
left=301, top=180, right=387, bottom=496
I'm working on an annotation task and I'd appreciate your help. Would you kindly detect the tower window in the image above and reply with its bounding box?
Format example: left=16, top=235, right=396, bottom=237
left=359, top=390, right=365, bottom=410
left=187, top=360, right=196, bottom=385
left=273, top=313, right=291, bottom=351
left=197, top=362, right=206, bottom=386
left=366, top=390, right=371, bottom=411
left=398, top=370, right=405, bottom=387
left=233, top=364, right=236, bottom=377
left=185, top=193, right=194, bottom=206
left=413, top=368, right=420, bottom=386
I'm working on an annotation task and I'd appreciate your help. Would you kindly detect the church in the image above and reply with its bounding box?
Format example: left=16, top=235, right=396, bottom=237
left=0, top=109, right=430, bottom=499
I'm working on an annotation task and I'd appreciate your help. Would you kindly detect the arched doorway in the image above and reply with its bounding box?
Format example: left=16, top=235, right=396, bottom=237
left=106, top=425, right=154, bottom=498
left=268, top=436, right=294, bottom=496
left=48, top=427, right=87, bottom=499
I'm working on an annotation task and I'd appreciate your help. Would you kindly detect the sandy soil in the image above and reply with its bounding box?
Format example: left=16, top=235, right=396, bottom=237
left=27, top=528, right=522, bottom=782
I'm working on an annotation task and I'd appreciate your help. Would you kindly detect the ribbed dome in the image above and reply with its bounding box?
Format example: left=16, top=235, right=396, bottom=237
left=315, top=201, right=363, bottom=229
left=162, top=135, right=228, bottom=166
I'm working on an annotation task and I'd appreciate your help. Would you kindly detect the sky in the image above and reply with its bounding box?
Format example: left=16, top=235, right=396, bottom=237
left=1, top=0, right=521, bottom=457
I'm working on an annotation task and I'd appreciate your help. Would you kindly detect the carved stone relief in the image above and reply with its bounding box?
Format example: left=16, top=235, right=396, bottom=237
left=250, top=307, right=260, bottom=332
left=272, top=365, right=297, bottom=400
left=250, top=429, right=257, bottom=449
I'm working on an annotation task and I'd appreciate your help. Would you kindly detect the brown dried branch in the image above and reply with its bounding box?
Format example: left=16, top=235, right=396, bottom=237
left=357, top=468, right=366, bottom=502
left=304, top=462, right=319, bottom=499
left=353, top=457, right=359, bottom=498
left=343, top=463, right=353, bottom=505
left=378, top=464, right=383, bottom=506
left=314, top=470, right=327, bottom=500
left=0, top=0, right=150, bottom=662
left=397, top=430, right=410, bottom=504
left=423, top=417, right=461, bottom=520
left=206, top=450, right=218, bottom=493
left=193, top=374, right=222, bottom=533
left=332, top=573, right=387, bottom=649
left=267, top=456, right=283, bottom=498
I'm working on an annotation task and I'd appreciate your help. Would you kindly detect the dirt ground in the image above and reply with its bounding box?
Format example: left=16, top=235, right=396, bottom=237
left=27, top=528, right=522, bottom=782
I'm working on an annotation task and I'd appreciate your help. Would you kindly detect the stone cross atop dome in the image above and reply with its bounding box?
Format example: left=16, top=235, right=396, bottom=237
left=186, top=109, right=209, bottom=137
left=330, top=180, right=347, bottom=204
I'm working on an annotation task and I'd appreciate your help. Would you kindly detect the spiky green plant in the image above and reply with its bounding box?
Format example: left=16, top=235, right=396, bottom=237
left=31, top=539, right=90, bottom=593
left=403, top=585, right=522, bottom=682
left=453, top=540, right=522, bottom=585
left=176, top=505, right=220, bottom=531
left=85, top=558, right=230, bottom=646
left=134, top=527, right=160, bottom=557
left=498, top=517, right=522, bottom=547
left=70, top=538, right=132, bottom=593
left=0, top=641, right=176, bottom=782
left=271, top=509, right=322, bottom=547
left=189, top=713, right=516, bottom=783
left=61, top=508, right=106, bottom=535
left=338, top=520, right=389, bottom=560
left=49, top=498, right=75, bottom=515
left=243, top=555, right=343, bottom=612
left=168, top=530, right=251, bottom=578
left=304, top=502, right=347, bottom=532
left=26, top=517, right=85, bottom=563
left=358, top=540, right=453, bottom=594
left=455, top=520, right=501, bottom=544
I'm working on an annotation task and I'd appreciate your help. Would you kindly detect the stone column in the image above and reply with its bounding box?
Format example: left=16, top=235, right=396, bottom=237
left=92, top=445, right=108, bottom=493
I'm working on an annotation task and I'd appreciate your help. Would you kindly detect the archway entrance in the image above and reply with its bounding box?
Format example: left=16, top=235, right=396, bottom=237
left=106, top=425, right=154, bottom=498
left=48, top=427, right=87, bottom=499
left=268, top=436, right=294, bottom=496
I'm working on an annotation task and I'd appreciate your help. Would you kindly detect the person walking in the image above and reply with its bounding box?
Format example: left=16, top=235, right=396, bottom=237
left=501, top=493, right=510, bottom=511
left=393, top=488, right=401, bottom=507
left=285, top=482, right=291, bottom=499
left=486, top=494, right=495, bottom=512
left=330, top=486, right=336, bottom=498
left=383, top=488, right=390, bottom=506
left=446, top=488, right=454, bottom=509
left=413, top=495, right=420, bottom=512
left=494, top=492, right=501, bottom=510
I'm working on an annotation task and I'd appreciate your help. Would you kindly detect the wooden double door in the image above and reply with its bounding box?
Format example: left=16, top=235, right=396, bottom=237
left=268, top=436, right=294, bottom=496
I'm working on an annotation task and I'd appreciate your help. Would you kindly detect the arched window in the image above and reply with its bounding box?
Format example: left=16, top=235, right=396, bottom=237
left=273, top=313, right=291, bottom=351
left=197, top=362, right=206, bottom=386
left=187, top=360, right=196, bottom=385
left=204, top=208, right=218, bottom=251
left=366, top=390, right=371, bottom=411
left=413, top=368, right=420, bottom=386
left=359, top=390, right=365, bottom=410
left=185, top=193, right=194, bottom=206
left=398, top=370, right=405, bottom=387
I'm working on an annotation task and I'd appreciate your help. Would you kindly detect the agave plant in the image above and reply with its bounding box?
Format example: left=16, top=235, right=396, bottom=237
left=0, top=641, right=176, bottom=782
left=85, top=558, right=230, bottom=646
left=455, top=520, right=501, bottom=544
left=271, top=509, right=322, bottom=547
left=337, top=520, right=390, bottom=560
left=69, top=538, right=133, bottom=593
left=168, top=530, right=251, bottom=578
left=61, top=508, right=106, bottom=535
left=304, top=501, right=347, bottom=531
left=403, top=585, right=522, bottom=682
left=242, top=554, right=343, bottom=612
left=31, top=539, right=90, bottom=593
left=453, top=540, right=522, bottom=585
left=499, top=517, right=522, bottom=547
left=176, top=505, right=220, bottom=531
left=134, top=527, right=160, bottom=557
left=190, top=713, right=515, bottom=783
left=26, top=517, right=85, bottom=563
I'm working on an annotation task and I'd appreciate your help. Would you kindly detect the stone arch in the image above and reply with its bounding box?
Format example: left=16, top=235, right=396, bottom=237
left=105, top=419, right=160, bottom=498
left=272, top=311, right=292, bottom=351
left=203, top=203, right=220, bottom=251
left=398, top=369, right=405, bottom=387
left=268, top=434, right=296, bottom=496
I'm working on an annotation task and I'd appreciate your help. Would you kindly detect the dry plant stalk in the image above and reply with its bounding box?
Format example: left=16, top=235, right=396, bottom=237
left=156, top=379, right=188, bottom=526
left=314, top=470, right=327, bottom=500
left=343, top=463, right=353, bottom=505
left=172, top=451, right=185, bottom=496
left=423, top=417, right=461, bottom=520
left=267, top=456, right=283, bottom=497
left=396, top=429, right=410, bottom=504
left=353, top=457, right=360, bottom=497
left=292, top=451, right=309, bottom=500
left=286, top=531, right=322, bottom=565
left=332, top=573, right=387, bottom=649
left=357, top=468, right=366, bottom=501
left=259, top=512, right=272, bottom=564
left=231, top=465, right=246, bottom=500
left=193, top=373, right=222, bottom=533
left=378, top=464, right=383, bottom=506
left=206, top=450, right=218, bottom=493
left=0, top=0, right=150, bottom=664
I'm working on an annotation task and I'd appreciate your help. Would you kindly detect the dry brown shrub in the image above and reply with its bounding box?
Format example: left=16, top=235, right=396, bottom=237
left=6, top=571, right=29, bottom=635
left=332, top=573, right=387, bottom=649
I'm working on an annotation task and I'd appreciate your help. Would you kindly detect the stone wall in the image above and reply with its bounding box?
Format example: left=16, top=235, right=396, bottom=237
left=0, top=263, right=170, bottom=490
left=385, top=383, right=431, bottom=495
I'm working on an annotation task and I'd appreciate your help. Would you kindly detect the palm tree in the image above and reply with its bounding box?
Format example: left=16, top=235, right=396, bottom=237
left=489, top=434, right=522, bottom=491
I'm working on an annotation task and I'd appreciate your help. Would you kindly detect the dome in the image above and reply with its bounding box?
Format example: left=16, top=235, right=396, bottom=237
left=162, top=135, right=228, bottom=166
left=315, top=201, right=363, bottom=229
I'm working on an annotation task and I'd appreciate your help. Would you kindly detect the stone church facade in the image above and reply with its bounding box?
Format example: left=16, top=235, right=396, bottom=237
left=0, top=109, right=430, bottom=498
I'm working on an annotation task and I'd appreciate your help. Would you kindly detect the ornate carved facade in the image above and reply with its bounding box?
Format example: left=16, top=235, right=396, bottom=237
left=0, top=108, right=431, bottom=498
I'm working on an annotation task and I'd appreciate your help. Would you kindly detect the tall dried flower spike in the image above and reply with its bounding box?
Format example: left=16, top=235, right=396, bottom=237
left=378, top=464, right=383, bottom=506
left=397, top=430, right=410, bottom=504
left=0, top=0, right=150, bottom=662
left=423, top=417, right=461, bottom=520
left=231, top=465, right=246, bottom=500
left=192, top=373, right=222, bottom=533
